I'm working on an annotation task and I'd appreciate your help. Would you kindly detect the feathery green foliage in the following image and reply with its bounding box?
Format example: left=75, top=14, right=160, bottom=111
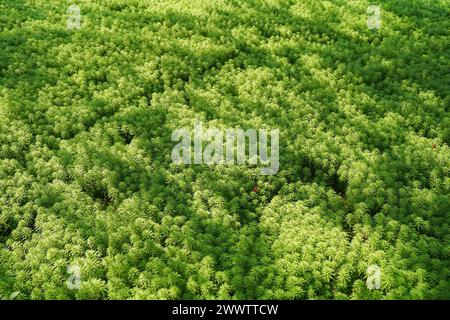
left=0, top=0, right=449, bottom=299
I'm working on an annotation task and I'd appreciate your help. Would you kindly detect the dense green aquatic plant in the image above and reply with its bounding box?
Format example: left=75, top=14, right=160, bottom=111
left=0, top=0, right=448, bottom=299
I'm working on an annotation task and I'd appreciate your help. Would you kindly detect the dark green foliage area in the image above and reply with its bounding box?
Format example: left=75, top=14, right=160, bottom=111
left=0, top=0, right=449, bottom=299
